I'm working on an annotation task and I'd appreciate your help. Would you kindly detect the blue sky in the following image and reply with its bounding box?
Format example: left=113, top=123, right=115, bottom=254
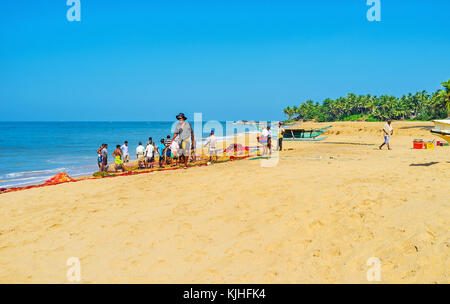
left=1, top=0, right=449, bottom=121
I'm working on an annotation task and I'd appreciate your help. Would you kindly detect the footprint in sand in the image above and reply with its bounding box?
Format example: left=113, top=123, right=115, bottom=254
left=47, top=223, right=61, bottom=230
left=300, top=239, right=312, bottom=249
left=308, top=220, right=324, bottom=232
left=237, top=229, right=254, bottom=237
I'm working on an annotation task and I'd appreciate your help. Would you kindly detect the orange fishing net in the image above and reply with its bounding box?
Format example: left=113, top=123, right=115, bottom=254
left=0, top=154, right=259, bottom=194
left=45, top=172, right=75, bottom=185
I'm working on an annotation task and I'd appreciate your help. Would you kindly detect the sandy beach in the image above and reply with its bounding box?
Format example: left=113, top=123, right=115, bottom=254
left=0, top=121, right=448, bottom=283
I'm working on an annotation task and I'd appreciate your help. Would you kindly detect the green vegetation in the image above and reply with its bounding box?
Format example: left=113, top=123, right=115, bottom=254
left=93, top=171, right=112, bottom=178
left=283, top=80, right=450, bottom=122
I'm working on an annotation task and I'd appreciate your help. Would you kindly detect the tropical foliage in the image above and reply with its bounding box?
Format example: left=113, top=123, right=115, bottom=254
left=283, top=80, right=450, bottom=122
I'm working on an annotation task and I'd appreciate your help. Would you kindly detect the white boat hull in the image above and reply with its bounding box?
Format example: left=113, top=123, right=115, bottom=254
left=431, top=119, right=450, bottom=142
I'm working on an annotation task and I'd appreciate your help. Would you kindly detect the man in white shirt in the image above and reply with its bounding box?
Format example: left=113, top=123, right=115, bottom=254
left=260, top=126, right=271, bottom=155
left=136, top=142, right=145, bottom=167
left=204, top=130, right=217, bottom=162
left=379, top=120, right=393, bottom=150
left=145, top=142, right=155, bottom=168
left=121, top=141, right=129, bottom=163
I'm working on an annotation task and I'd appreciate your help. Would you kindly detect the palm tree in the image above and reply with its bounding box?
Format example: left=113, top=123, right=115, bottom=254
left=282, top=80, right=448, bottom=121
left=438, top=80, right=450, bottom=117
left=283, top=106, right=292, bottom=120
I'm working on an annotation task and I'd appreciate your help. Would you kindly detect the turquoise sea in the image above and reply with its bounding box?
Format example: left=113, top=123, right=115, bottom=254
left=0, top=121, right=258, bottom=188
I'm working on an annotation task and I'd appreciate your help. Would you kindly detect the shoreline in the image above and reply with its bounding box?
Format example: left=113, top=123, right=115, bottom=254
left=0, top=131, right=262, bottom=192
left=1, top=120, right=444, bottom=191
left=0, top=129, right=260, bottom=190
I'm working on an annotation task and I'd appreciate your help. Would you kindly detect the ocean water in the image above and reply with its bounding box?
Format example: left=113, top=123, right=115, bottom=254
left=0, top=121, right=258, bottom=188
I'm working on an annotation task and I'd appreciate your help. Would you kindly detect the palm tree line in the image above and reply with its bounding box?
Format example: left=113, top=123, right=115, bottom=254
left=283, top=80, right=450, bottom=122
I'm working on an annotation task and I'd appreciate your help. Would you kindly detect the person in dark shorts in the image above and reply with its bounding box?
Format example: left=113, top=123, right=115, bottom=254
left=164, top=135, right=172, bottom=164
left=277, top=122, right=285, bottom=151
left=101, top=144, right=108, bottom=171
left=379, top=120, right=394, bottom=150
left=267, top=126, right=272, bottom=155
left=157, top=139, right=166, bottom=167
left=97, top=143, right=105, bottom=170
left=145, top=141, right=155, bottom=168
left=171, top=113, right=195, bottom=168
left=113, top=144, right=123, bottom=171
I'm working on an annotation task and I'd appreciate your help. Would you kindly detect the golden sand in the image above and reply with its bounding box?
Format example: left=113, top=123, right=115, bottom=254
left=0, top=121, right=448, bottom=283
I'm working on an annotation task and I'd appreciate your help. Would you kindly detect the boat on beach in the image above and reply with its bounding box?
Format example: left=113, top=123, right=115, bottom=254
left=282, top=125, right=331, bottom=141
left=431, top=118, right=450, bottom=142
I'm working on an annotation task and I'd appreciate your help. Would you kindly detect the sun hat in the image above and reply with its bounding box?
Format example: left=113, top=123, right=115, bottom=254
left=176, top=113, right=187, bottom=120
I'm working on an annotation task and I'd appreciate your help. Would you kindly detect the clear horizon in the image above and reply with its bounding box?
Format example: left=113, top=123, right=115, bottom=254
left=1, top=1, right=450, bottom=121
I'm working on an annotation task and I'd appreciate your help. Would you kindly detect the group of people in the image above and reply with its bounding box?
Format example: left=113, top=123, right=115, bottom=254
left=134, top=136, right=174, bottom=169
left=96, top=114, right=293, bottom=172
left=96, top=113, right=219, bottom=172
left=97, top=141, right=135, bottom=172
left=257, top=122, right=285, bottom=155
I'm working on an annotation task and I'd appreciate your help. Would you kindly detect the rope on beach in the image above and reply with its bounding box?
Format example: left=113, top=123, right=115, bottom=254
left=0, top=153, right=263, bottom=194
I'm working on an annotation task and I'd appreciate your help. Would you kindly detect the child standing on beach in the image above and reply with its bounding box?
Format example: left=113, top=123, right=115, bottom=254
left=204, top=130, right=217, bottom=162
left=259, top=127, right=270, bottom=155
left=157, top=139, right=166, bottom=167
left=145, top=141, right=155, bottom=168
left=170, top=140, right=179, bottom=166
left=164, top=135, right=172, bottom=164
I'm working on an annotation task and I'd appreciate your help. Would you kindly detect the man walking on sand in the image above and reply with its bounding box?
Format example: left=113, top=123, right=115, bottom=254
left=379, top=120, right=393, bottom=150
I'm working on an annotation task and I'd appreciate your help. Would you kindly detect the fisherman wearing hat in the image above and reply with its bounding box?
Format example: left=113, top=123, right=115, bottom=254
left=171, top=113, right=195, bottom=168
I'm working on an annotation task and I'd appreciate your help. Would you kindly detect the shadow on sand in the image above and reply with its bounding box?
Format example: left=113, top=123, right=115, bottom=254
left=409, top=162, right=440, bottom=167
left=399, top=125, right=433, bottom=131
left=318, top=142, right=376, bottom=146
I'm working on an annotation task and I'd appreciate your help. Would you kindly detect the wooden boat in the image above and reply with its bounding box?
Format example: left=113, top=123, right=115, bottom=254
left=283, top=125, right=331, bottom=141
left=431, top=119, right=450, bottom=142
